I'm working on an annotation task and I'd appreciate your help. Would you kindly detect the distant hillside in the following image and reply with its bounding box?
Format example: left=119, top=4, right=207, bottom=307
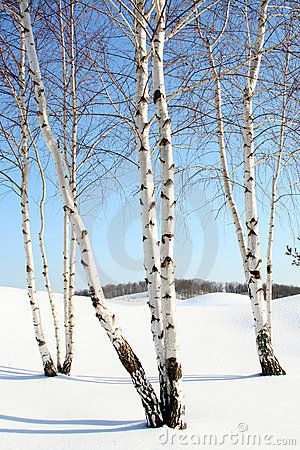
left=76, top=278, right=300, bottom=300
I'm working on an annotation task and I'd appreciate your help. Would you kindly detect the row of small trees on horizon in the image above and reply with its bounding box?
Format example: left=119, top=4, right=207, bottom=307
left=76, top=278, right=300, bottom=300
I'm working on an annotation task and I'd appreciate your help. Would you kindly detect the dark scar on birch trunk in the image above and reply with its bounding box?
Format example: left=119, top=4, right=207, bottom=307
left=256, top=326, right=286, bottom=376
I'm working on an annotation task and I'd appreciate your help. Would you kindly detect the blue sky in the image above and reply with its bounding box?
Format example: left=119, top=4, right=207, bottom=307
left=0, top=162, right=298, bottom=294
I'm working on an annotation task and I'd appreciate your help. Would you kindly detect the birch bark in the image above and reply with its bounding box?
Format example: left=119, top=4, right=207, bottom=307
left=266, top=40, right=290, bottom=334
left=134, top=0, right=165, bottom=405
left=19, top=26, right=57, bottom=377
left=35, top=142, right=62, bottom=372
left=20, top=0, right=162, bottom=426
left=152, top=0, right=186, bottom=428
left=242, top=0, right=285, bottom=375
left=58, top=0, right=72, bottom=374
left=62, top=0, right=77, bottom=375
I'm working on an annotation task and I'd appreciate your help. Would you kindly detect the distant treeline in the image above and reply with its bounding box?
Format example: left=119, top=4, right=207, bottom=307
left=76, top=278, right=300, bottom=300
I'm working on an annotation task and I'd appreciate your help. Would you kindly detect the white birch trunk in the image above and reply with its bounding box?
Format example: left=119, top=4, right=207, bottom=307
left=266, top=42, right=289, bottom=334
left=63, top=211, right=70, bottom=368
left=58, top=0, right=72, bottom=374
left=20, top=0, right=163, bottom=426
left=152, top=0, right=186, bottom=428
left=19, top=27, right=57, bottom=377
left=134, top=0, right=166, bottom=414
left=208, top=43, right=249, bottom=279
left=62, top=1, right=77, bottom=375
left=243, top=0, right=285, bottom=375
left=35, top=146, right=62, bottom=372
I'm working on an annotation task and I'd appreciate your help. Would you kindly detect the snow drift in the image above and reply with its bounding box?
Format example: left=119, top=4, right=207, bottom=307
left=0, top=286, right=299, bottom=449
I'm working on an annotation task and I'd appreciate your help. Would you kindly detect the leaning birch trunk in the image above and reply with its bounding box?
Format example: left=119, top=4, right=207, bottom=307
left=152, top=0, right=186, bottom=428
left=20, top=0, right=163, bottom=427
left=62, top=1, right=76, bottom=375
left=35, top=142, right=62, bottom=372
left=207, top=43, right=249, bottom=279
left=242, top=0, right=285, bottom=375
left=19, top=27, right=57, bottom=377
left=134, top=0, right=166, bottom=412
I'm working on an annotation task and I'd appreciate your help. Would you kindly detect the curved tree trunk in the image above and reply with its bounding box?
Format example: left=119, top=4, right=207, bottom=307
left=20, top=0, right=162, bottom=427
left=207, top=16, right=285, bottom=375
left=19, top=26, right=57, bottom=377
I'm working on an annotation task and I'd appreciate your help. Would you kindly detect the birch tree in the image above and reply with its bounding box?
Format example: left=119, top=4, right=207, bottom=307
left=0, top=25, right=57, bottom=376
left=241, top=0, right=285, bottom=375
left=34, top=140, right=62, bottom=372
left=134, top=0, right=166, bottom=414
left=151, top=0, right=185, bottom=427
left=19, top=0, right=163, bottom=427
left=194, top=0, right=298, bottom=375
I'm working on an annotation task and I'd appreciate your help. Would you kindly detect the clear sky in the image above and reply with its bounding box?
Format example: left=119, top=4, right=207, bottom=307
left=0, top=160, right=298, bottom=294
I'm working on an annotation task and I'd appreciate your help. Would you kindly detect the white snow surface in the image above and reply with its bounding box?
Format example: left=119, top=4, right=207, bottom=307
left=0, top=286, right=299, bottom=449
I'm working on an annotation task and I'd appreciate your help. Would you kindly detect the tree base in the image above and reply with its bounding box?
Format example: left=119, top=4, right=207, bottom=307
left=256, top=326, right=286, bottom=376
left=117, top=337, right=163, bottom=428
left=162, top=358, right=186, bottom=429
left=61, top=357, right=73, bottom=375
left=44, top=360, right=57, bottom=377
left=260, top=357, right=286, bottom=376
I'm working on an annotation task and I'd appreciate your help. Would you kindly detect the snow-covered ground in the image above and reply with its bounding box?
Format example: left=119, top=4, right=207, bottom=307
left=0, top=286, right=299, bottom=449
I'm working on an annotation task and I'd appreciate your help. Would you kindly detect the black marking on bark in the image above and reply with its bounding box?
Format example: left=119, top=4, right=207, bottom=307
left=161, top=137, right=170, bottom=146
left=150, top=265, right=158, bottom=274
left=161, top=234, right=174, bottom=244
left=250, top=270, right=261, bottom=279
left=161, top=256, right=173, bottom=267
left=164, top=178, right=173, bottom=187
left=153, top=89, right=162, bottom=104
left=81, top=230, right=88, bottom=238
left=248, top=229, right=257, bottom=236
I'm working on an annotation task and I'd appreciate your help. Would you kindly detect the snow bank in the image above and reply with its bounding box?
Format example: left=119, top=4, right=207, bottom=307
left=0, top=286, right=299, bottom=449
